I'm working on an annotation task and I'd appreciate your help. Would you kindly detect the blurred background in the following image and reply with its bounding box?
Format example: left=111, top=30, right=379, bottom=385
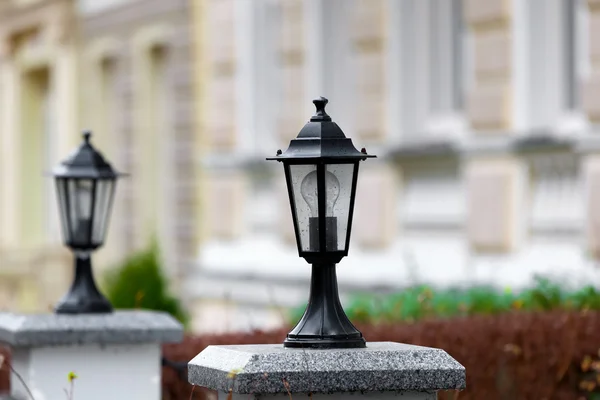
left=1, top=0, right=600, bottom=334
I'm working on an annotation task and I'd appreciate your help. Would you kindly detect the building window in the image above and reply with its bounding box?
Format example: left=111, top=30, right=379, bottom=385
left=429, top=0, right=466, bottom=114
left=394, top=0, right=469, bottom=141
left=234, top=0, right=284, bottom=158
left=304, top=0, right=354, bottom=136
left=148, top=46, right=172, bottom=250
left=525, top=0, right=589, bottom=132
left=564, top=0, right=579, bottom=111
left=21, top=68, right=50, bottom=246
left=401, top=166, right=465, bottom=230
left=253, top=0, right=283, bottom=155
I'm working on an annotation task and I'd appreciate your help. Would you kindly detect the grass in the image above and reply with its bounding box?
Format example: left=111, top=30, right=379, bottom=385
left=289, top=275, right=600, bottom=324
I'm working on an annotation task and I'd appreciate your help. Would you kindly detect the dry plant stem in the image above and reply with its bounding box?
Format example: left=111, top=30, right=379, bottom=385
left=282, top=378, right=292, bottom=400
left=63, top=382, right=74, bottom=400
left=188, top=384, right=196, bottom=400
left=556, top=312, right=580, bottom=382
left=6, top=361, right=35, bottom=400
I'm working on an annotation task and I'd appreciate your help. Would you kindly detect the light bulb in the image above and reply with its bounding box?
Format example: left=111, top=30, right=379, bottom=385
left=75, top=180, right=93, bottom=219
left=73, top=180, right=93, bottom=240
left=300, top=170, right=340, bottom=217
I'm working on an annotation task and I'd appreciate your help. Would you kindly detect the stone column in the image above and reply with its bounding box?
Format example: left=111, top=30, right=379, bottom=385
left=189, top=342, right=465, bottom=399
left=581, top=142, right=600, bottom=259
left=463, top=0, right=527, bottom=253
left=349, top=0, right=386, bottom=142
left=464, top=0, right=514, bottom=132
left=582, top=0, right=600, bottom=257
left=0, top=310, right=183, bottom=400
left=465, top=156, right=526, bottom=253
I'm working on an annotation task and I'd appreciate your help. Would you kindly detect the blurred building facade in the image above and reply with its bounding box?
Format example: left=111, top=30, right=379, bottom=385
left=77, top=0, right=197, bottom=292
left=188, top=0, right=600, bottom=333
left=0, top=0, right=198, bottom=312
left=4, top=0, right=600, bottom=333
left=0, top=0, right=76, bottom=312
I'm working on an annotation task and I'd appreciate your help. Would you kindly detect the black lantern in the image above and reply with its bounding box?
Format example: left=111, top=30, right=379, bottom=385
left=51, top=131, right=126, bottom=314
left=267, top=97, right=375, bottom=348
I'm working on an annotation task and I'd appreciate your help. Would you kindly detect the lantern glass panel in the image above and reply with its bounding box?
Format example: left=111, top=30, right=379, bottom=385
left=55, top=178, right=72, bottom=243
left=92, top=179, right=116, bottom=245
left=289, top=164, right=319, bottom=252
left=324, top=163, right=356, bottom=252
left=68, top=178, right=94, bottom=246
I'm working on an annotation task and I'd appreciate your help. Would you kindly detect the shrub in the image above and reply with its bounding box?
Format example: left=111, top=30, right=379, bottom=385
left=103, top=241, right=189, bottom=327
left=335, top=276, right=600, bottom=324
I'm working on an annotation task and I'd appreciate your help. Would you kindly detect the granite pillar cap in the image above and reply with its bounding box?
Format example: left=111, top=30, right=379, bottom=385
left=188, top=342, right=465, bottom=395
left=0, top=310, right=183, bottom=347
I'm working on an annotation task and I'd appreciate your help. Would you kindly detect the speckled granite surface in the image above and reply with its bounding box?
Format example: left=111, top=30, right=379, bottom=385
left=0, top=310, right=183, bottom=347
left=188, top=342, right=465, bottom=395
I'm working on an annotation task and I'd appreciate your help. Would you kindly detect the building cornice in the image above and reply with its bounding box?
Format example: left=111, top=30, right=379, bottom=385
left=383, top=129, right=600, bottom=164
left=81, top=0, right=188, bottom=37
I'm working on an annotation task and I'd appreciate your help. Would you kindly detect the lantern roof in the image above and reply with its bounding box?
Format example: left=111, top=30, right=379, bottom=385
left=52, top=131, right=125, bottom=179
left=267, top=97, right=376, bottom=162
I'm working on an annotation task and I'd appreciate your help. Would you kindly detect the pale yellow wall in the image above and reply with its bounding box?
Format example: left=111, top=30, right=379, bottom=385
left=79, top=38, right=124, bottom=270
left=192, top=0, right=208, bottom=246
left=131, top=25, right=172, bottom=253
left=0, top=0, right=77, bottom=312
left=19, top=67, right=48, bottom=248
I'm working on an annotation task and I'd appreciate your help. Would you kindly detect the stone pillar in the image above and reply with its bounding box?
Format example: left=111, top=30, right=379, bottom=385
left=465, top=156, right=525, bottom=253
left=0, top=310, right=183, bottom=400
left=464, top=0, right=513, bottom=132
left=463, top=1, right=528, bottom=253
left=583, top=0, right=600, bottom=123
left=353, top=163, right=398, bottom=249
left=582, top=147, right=600, bottom=259
left=188, top=342, right=465, bottom=399
left=349, top=0, right=386, bottom=142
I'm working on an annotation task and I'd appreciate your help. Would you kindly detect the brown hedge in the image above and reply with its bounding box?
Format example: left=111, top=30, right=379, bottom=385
left=163, top=310, right=600, bottom=400
left=1, top=311, right=599, bottom=399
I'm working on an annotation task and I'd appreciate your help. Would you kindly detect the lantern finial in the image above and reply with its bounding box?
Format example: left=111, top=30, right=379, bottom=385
left=82, top=130, right=92, bottom=145
left=311, top=96, right=331, bottom=122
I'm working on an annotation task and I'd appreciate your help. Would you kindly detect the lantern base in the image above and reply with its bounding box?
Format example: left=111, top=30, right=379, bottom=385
left=284, top=263, right=366, bottom=349
left=54, top=253, right=113, bottom=314
left=284, top=335, right=366, bottom=349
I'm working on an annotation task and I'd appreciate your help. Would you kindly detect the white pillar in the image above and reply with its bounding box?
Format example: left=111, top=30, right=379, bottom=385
left=0, top=310, right=183, bottom=400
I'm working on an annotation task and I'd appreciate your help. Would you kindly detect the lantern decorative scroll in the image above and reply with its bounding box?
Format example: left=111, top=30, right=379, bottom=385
left=268, top=97, right=375, bottom=348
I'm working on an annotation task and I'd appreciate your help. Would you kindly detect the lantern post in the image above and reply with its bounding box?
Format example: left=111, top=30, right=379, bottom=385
left=267, top=97, right=375, bottom=348
left=51, top=130, right=126, bottom=314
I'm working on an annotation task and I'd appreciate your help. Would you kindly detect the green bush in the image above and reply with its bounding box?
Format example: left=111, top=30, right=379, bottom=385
left=103, top=241, right=189, bottom=327
left=289, top=275, right=600, bottom=325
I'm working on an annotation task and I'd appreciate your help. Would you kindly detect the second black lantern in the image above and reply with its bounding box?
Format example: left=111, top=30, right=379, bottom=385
left=52, top=131, right=125, bottom=314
